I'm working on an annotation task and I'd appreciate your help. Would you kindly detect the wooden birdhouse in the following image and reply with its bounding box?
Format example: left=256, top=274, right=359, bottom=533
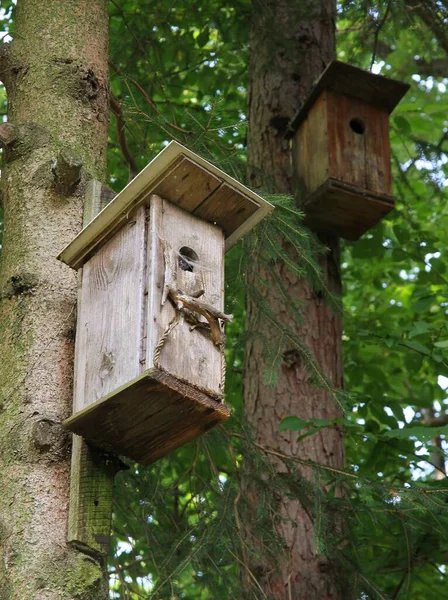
left=287, top=61, right=409, bottom=240
left=59, top=141, right=273, bottom=465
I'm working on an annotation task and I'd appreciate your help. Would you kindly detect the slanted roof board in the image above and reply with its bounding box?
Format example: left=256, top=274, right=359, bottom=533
left=286, top=60, right=410, bottom=138
left=58, top=141, right=274, bottom=269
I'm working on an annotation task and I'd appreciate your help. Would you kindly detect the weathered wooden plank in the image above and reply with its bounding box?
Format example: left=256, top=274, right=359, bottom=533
left=364, top=107, right=392, bottom=196
left=64, top=369, right=231, bottom=465
left=74, top=207, right=146, bottom=412
left=58, top=141, right=274, bottom=269
left=67, top=435, right=123, bottom=556
left=286, top=60, right=409, bottom=136
left=194, top=183, right=259, bottom=236
left=152, top=156, right=221, bottom=212
left=83, top=180, right=117, bottom=227
left=292, top=91, right=329, bottom=198
left=302, top=178, right=394, bottom=240
left=327, top=91, right=366, bottom=190
left=68, top=179, right=125, bottom=558
left=146, top=196, right=225, bottom=396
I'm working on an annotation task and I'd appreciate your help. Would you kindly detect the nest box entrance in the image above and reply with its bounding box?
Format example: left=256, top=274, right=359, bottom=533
left=59, top=142, right=273, bottom=465
left=287, top=61, right=410, bottom=240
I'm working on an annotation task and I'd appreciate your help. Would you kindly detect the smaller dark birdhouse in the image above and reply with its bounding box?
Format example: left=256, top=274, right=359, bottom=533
left=287, top=61, right=409, bottom=240
left=58, top=142, right=273, bottom=465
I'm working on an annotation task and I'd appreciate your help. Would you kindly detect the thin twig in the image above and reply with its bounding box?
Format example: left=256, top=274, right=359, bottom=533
left=370, top=0, right=392, bottom=70
left=110, top=93, right=139, bottom=179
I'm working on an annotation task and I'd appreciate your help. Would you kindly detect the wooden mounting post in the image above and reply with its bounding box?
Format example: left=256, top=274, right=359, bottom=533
left=67, top=180, right=121, bottom=557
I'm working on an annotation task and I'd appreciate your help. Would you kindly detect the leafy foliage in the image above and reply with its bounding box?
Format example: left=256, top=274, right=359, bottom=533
left=105, top=0, right=448, bottom=596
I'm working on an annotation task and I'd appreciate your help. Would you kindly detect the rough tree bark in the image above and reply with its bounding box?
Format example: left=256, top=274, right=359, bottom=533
left=0, top=1, right=110, bottom=598
left=244, top=0, right=345, bottom=598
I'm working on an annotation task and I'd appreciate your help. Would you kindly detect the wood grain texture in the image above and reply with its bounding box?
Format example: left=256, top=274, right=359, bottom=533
left=58, top=142, right=274, bottom=270
left=67, top=436, right=122, bottom=555
left=68, top=183, right=122, bottom=557
left=303, top=178, right=394, bottom=240
left=146, top=197, right=225, bottom=396
left=74, top=206, right=146, bottom=412
left=287, top=59, right=409, bottom=136
left=65, top=369, right=230, bottom=465
left=294, top=88, right=395, bottom=238
left=327, top=91, right=366, bottom=190
left=364, top=107, right=392, bottom=196
left=292, top=91, right=329, bottom=197
left=194, top=183, right=260, bottom=236
left=152, top=156, right=221, bottom=211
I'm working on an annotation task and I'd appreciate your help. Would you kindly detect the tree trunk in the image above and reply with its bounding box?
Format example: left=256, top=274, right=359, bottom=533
left=244, top=1, right=345, bottom=598
left=0, top=1, right=109, bottom=598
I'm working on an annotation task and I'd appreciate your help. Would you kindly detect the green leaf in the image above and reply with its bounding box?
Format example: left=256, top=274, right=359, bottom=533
left=382, top=425, right=448, bottom=441
left=278, top=416, right=308, bottom=432
left=434, top=340, right=448, bottom=349
left=419, top=382, right=433, bottom=407
left=197, top=27, right=210, bottom=47
left=394, top=115, right=412, bottom=135
left=408, top=321, right=431, bottom=339
left=401, top=340, right=431, bottom=356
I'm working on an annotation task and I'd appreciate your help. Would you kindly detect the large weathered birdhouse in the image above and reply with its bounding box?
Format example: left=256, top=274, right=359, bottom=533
left=59, top=141, right=273, bottom=465
left=287, top=61, right=409, bottom=240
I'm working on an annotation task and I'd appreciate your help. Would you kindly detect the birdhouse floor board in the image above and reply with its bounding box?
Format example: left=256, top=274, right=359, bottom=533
left=302, top=179, right=394, bottom=240
left=64, top=368, right=230, bottom=465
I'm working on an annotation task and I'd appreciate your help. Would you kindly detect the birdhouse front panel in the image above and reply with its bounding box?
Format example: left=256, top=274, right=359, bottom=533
left=145, top=195, right=224, bottom=396
left=73, top=206, right=147, bottom=414
left=326, top=90, right=392, bottom=196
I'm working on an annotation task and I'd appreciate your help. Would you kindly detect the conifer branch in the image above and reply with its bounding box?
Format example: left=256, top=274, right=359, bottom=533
left=109, top=60, right=194, bottom=136
left=406, top=0, right=448, bottom=54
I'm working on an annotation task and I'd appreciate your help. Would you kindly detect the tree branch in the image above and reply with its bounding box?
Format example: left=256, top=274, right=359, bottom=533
left=52, top=148, right=83, bottom=195
left=370, top=0, right=392, bottom=69
left=0, top=42, right=11, bottom=87
left=110, top=93, right=139, bottom=180
left=406, top=0, right=448, bottom=54
left=0, top=122, right=17, bottom=146
left=109, top=60, right=194, bottom=136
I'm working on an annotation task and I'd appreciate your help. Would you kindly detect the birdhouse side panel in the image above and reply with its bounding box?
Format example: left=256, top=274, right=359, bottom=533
left=293, top=92, right=329, bottom=200
left=73, top=207, right=147, bottom=413
left=145, top=196, right=225, bottom=397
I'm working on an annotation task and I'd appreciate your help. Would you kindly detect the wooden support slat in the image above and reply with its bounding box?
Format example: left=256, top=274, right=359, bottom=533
left=83, top=180, right=117, bottom=227
left=68, top=436, right=124, bottom=556
left=67, top=178, right=122, bottom=558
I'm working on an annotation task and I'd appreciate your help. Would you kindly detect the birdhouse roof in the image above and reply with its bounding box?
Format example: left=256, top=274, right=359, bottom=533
left=286, top=61, right=410, bottom=138
left=59, top=141, right=274, bottom=269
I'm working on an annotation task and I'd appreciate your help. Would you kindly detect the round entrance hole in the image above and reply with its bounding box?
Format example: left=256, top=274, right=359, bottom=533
left=179, top=246, right=199, bottom=272
left=349, top=118, right=366, bottom=135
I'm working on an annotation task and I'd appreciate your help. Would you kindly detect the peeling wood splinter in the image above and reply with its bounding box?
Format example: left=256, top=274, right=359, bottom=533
left=58, top=141, right=273, bottom=465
